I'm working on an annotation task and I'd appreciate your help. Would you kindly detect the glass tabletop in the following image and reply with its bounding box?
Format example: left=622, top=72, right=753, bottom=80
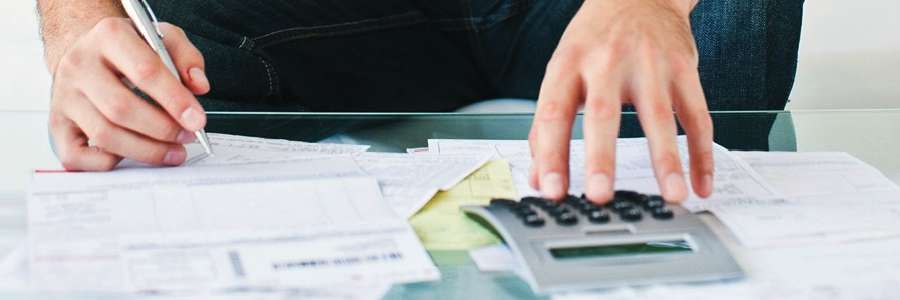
left=197, top=109, right=900, bottom=299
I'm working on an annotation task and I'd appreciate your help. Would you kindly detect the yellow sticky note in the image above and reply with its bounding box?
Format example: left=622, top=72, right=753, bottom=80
left=410, top=160, right=518, bottom=250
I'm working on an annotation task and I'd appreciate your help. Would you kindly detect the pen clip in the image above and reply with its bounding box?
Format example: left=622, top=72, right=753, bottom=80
left=138, top=0, right=165, bottom=38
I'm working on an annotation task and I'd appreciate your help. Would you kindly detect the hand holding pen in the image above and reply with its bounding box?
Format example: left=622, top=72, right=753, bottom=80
left=45, top=1, right=212, bottom=171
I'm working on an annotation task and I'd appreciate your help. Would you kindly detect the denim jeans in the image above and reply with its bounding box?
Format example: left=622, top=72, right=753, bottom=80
left=148, top=0, right=804, bottom=112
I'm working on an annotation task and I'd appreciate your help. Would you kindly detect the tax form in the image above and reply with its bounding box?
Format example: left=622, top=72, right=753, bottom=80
left=426, top=137, right=781, bottom=211
left=27, top=156, right=438, bottom=293
left=709, top=152, right=900, bottom=247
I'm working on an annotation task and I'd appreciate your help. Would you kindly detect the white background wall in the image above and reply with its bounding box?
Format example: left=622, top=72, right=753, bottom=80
left=0, top=1, right=898, bottom=111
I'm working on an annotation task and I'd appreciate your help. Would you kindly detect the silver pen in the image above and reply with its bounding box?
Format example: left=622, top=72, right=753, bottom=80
left=121, top=0, right=214, bottom=156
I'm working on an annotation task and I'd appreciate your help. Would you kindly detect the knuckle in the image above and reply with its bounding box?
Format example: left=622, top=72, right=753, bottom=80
left=584, top=101, right=618, bottom=121
left=643, top=102, right=675, bottom=118
left=668, top=52, right=699, bottom=79
left=57, top=49, right=86, bottom=76
left=161, top=122, right=182, bottom=141
left=547, top=46, right=584, bottom=73
left=93, top=17, right=129, bottom=36
left=686, top=113, right=713, bottom=134
left=132, top=58, right=163, bottom=83
left=652, top=151, right=681, bottom=171
left=89, top=124, right=116, bottom=147
left=536, top=100, right=574, bottom=122
left=102, top=98, right=132, bottom=124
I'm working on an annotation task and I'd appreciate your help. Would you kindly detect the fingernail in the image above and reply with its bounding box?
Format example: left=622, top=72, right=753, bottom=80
left=587, top=173, right=612, bottom=202
left=180, top=107, right=204, bottom=130
left=664, top=172, right=687, bottom=201
left=163, top=148, right=186, bottom=165
left=541, top=172, right=564, bottom=199
left=189, top=67, right=209, bottom=87
left=176, top=130, right=195, bottom=144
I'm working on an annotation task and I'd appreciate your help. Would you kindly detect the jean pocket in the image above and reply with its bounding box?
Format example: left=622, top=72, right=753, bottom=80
left=251, top=11, right=428, bottom=49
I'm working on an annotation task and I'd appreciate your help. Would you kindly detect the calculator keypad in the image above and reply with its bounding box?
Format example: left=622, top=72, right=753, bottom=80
left=490, top=190, right=676, bottom=227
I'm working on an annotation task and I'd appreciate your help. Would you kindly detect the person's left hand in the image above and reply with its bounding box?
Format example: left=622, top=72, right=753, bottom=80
left=528, top=0, right=714, bottom=203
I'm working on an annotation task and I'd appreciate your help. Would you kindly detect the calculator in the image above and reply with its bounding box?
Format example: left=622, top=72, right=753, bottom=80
left=461, top=191, right=743, bottom=294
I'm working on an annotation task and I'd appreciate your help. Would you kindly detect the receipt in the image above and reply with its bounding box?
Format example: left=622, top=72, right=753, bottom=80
left=409, top=160, right=517, bottom=250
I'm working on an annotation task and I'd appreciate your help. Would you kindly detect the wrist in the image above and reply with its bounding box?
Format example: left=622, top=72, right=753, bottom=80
left=38, top=1, right=125, bottom=73
left=665, top=0, right=699, bottom=18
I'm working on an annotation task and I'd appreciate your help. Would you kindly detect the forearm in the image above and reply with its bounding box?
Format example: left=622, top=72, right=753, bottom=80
left=37, top=0, right=125, bottom=73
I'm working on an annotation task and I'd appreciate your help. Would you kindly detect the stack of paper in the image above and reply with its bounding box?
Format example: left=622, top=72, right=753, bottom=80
left=18, top=132, right=900, bottom=299
left=23, top=133, right=498, bottom=297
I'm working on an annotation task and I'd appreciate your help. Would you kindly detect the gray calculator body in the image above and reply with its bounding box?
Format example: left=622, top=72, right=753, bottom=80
left=461, top=192, right=743, bottom=294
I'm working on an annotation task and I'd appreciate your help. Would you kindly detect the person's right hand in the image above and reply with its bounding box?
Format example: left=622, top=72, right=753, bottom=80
left=49, top=18, right=210, bottom=171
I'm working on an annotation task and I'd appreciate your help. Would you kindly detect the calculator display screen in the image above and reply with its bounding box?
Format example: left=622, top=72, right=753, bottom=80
left=549, top=240, right=692, bottom=259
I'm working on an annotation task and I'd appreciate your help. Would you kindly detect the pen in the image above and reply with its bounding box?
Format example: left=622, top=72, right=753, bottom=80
left=121, top=0, right=214, bottom=156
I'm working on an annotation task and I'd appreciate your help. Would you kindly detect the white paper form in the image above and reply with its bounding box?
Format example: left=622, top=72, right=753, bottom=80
left=709, top=152, right=900, bottom=248
left=115, top=133, right=369, bottom=169
left=27, top=158, right=437, bottom=293
left=427, top=137, right=780, bottom=211
left=732, top=151, right=900, bottom=198
left=185, top=133, right=369, bottom=166
left=354, top=152, right=491, bottom=217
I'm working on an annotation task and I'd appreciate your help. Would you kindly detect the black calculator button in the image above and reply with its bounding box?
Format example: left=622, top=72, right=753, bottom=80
left=512, top=205, right=536, bottom=217
left=490, top=198, right=518, bottom=207
left=555, top=212, right=578, bottom=226
left=521, top=197, right=543, bottom=206
left=614, top=190, right=643, bottom=202
left=563, top=195, right=582, bottom=205
left=576, top=202, right=597, bottom=213
left=610, top=201, right=637, bottom=212
left=549, top=207, right=574, bottom=217
left=620, top=208, right=643, bottom=222
left=587, top=209, right=611, bottom=224
left=646, top=195, right=665, bottom=203
left=642, top=199, right=665, bottom=210
left=523, top=214, right=546, bottom=227
left=651, top=207, right=674, bottom=220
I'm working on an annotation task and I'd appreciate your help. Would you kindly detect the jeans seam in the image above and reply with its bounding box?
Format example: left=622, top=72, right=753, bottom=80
left=239, top=37, right=279, bottom=98
left=251, top=11, right=428, bottom=48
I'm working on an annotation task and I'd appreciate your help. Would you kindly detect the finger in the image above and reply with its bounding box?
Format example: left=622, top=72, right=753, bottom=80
left=582, top=84, right=622, bottom=204
left=49, top=112, right=122, bottom=171
left=78, top=60, right=195, bottom=144
left=673, top=71, right=714, bottom=198
left=532, top=68, right=582, bottom=200
left=158, top=23, right=210, bottom=95
left=632, top=68, right=688, bottom=202
left=528, top=127, right=540, bottom=190
left=94, top=18, right=206, bottom=132
left=63, top=94, right=188, bottom=166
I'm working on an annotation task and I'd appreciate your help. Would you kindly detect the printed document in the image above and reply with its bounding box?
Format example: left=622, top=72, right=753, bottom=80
left=427, top=137, right=781, bottom=211
left=710, top=152, right=900, bottom=247
left=27, top=157, right=438, bottom=293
